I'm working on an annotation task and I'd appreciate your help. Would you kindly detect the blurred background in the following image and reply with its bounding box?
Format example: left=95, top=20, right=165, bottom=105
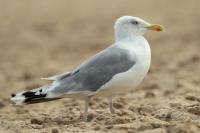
left=0, top=0, right=200, bottom=132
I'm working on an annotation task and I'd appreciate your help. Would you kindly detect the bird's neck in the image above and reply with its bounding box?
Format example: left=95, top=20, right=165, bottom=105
left=115, top=29, right=141, bottom=42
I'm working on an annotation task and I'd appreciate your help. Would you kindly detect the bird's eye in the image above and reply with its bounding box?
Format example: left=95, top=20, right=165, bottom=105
left=131, top=21, right=138, bottom=25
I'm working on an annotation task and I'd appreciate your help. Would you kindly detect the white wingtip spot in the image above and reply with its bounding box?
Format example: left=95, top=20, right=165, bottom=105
left=10, top=94, right=26, bottom=105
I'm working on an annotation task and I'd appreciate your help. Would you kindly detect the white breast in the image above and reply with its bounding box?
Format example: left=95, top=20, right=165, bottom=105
left=96, top=36, right=151, bottom=97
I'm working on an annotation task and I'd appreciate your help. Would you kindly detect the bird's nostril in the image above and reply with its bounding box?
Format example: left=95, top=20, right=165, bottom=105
left=11, top=93, right=16, bottom=97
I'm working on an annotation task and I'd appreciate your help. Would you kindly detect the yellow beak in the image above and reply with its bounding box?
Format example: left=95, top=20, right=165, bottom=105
left=147, top=24, right=164, bottom=32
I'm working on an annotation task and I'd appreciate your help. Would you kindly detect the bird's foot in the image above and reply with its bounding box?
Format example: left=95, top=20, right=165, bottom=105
left=82, top=110, right=97, bottom=122
left=83, top=114, right=88, bottom=122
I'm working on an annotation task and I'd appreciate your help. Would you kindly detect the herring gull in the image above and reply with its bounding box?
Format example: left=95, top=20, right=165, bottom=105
left=10, top=16, right=164, bottom=121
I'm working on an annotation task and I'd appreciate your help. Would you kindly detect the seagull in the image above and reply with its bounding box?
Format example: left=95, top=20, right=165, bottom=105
left=10, top=16, right=164, bottom=121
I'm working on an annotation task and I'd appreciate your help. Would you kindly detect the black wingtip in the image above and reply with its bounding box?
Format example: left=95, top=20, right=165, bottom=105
left=24, top=97, right=62, bottom=104
left=22, top=91, right=47, bottom=98
left=11, top=93, right=16, bottom=97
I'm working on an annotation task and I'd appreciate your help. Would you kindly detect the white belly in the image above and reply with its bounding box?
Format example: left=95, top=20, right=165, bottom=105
left=96, top=61, right=150, bottom=97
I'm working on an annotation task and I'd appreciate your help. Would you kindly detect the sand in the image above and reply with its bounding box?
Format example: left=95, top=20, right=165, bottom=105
left=0, top=0, right=200, bottom=132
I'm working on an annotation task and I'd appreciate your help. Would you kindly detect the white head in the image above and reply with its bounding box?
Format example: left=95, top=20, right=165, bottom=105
left=114, top=16, right=164, bottom=40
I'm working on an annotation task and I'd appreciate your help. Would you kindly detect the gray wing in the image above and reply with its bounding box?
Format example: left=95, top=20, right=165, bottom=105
left=50, top=45, right=136, bottom=95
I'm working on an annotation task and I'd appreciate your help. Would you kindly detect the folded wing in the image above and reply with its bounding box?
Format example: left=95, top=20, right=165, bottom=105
left=48, top=46, right=136, bottom=97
